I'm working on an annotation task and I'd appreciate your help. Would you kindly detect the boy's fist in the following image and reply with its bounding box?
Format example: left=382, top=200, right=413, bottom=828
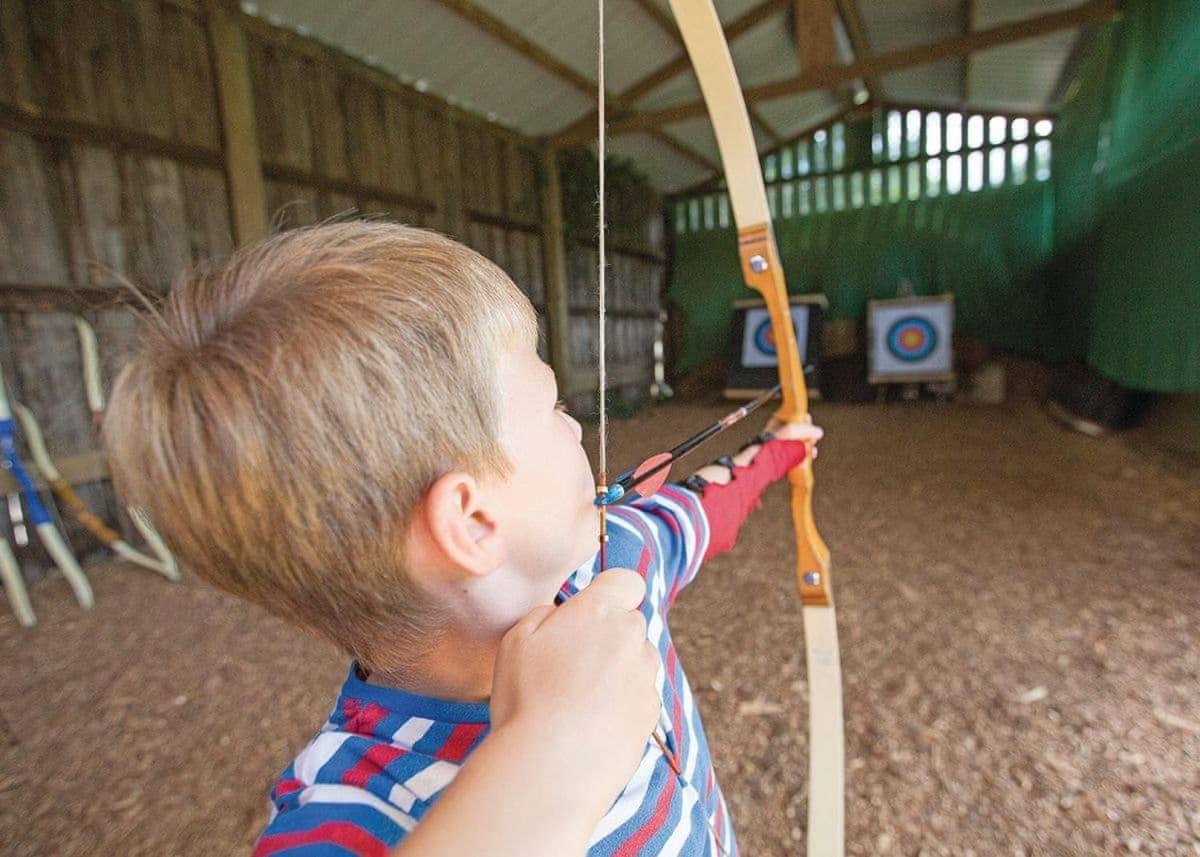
left=764, top=413, right=823, bottom=453
left=491, top=569, right=661, bottom=807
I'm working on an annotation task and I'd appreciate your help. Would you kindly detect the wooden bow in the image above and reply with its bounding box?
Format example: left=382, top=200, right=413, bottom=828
left=664, top=1, right=845, bottom=852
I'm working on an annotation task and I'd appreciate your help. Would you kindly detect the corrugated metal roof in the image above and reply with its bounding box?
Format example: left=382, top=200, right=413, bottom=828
left=243, top=0, right=1097, bottom=192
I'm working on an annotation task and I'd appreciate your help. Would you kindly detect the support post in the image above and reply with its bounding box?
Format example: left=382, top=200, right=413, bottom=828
left=539, top=147, right=572, bottom=398
left=206, top=0, right=269, bottom=246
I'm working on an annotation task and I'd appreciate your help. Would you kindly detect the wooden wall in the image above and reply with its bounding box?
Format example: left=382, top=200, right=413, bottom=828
left=0, top=0, right=664, bottom=583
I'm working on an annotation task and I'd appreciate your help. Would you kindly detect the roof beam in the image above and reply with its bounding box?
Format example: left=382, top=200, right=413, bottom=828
left=832, top=0, right=880, bottom=103
left=794, top=0, right=838, bottom=72
left=427, top=0, right=716, bottom=171
left=602, top=0, right=1118, bottom=137
left=551, top=0, right=791, bottom=147
left=629, top=0, right=783, bottom=147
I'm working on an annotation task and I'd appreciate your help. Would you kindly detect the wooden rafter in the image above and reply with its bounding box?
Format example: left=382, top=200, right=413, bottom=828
left=794, top=0, right=838, bottom=72
left=833, top=0, right=880, bottom=102
left=426, top=0, right=716, bottom=172
left=601, top=0, right=1118, bottom=137
left=552, top=0, right=791, bottom=147
left=630, top=0, right=783, bottom=147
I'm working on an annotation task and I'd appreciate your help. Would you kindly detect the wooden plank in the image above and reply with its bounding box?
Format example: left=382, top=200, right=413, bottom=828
left=266, top=180, right=321, bottom=230
left=0, top=130, right=70, bottom=285
left=164, top=3, right=222, bottom=149
left=0, top=449, right=110, bottom=495
left=260, top=162, right=435, bottom=213
left=87, top=0, right=138, bottom=132
left=0, top=283, right=152, bottom=314
left=525, top=233, right=545, bottom=307
left=69, top=143, right=127, bottom=285
left=305, top=64, right=349, bottom=181
left=467, top=208, right=539, bottom=234
left=382, top=94, right=419, bottom=196
left=137, top=155, right=192, bottom=287
left=604, top=0, right=1118, bottom=136
left=129, top=0, right=174, bottom=139
left=0, top=0, right=37, bottom=110
left=205, top=0, right=268, bottom=246
left=343, top=80, right=387, bottom=191
left=794, top=0, right=838, bottom=73
left=0, top=101, right=222, bottom=166
left=538, top=148, right=571, bottom=397
left=437, top=113, right=465, bottom=236
left=833, top=0, right=880, bottom=102
left=180, top=164, right=234, bottom=262
left=275, top=50, right=315, bottom=173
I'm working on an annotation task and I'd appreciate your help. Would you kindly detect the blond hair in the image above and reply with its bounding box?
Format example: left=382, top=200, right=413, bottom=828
left=105, top=222, right=538, bottom=667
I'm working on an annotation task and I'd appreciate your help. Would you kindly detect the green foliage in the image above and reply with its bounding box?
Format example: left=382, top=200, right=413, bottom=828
left=557, top=148, right=661, bottom=248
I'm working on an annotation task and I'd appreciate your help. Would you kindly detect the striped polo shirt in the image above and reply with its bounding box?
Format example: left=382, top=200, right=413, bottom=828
left=253, top=484, right=736, bottom=856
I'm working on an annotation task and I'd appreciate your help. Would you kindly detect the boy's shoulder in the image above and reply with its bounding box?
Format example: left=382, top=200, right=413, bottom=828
left=253, top=666, right=488, bottom=856
left=562, top=485, right=709, bottom=610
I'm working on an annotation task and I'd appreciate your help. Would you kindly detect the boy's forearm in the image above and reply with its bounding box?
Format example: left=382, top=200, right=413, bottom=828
left=689, top=438, right=808, bottom=561
left=393, top=721, right=608, bottom=857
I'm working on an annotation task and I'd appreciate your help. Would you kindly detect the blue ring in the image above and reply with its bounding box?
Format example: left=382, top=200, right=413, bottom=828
left=886, top=316, right=937, bottom=362
left=752, top=318, right=776, bottom=356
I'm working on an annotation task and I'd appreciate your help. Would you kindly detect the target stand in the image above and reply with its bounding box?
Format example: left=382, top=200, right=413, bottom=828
left=725, top=295, right=826, bottom=400
left=867, top=294, right=956, bottom=387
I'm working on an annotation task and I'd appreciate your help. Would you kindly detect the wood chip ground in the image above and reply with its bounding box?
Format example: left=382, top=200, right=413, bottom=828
left=1, top=395, right=1197, bottom=856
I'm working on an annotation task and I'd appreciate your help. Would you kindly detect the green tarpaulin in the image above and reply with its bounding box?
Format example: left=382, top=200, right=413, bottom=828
left=667, top=0, right=1200, bottom=393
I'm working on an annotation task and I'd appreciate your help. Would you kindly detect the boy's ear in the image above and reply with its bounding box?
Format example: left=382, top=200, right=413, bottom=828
left=420, top=471, right=506, bottom=580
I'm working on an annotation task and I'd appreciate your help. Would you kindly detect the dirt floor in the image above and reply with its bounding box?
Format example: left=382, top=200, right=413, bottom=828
left=1, top=389, right=1198, bottom=856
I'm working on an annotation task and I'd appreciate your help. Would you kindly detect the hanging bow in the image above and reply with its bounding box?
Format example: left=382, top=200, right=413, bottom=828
left=663, top=1, right=845, bottom=852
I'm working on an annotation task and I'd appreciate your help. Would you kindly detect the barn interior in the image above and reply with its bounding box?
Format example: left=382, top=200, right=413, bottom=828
left=0, top=0, right=1197, bottom=854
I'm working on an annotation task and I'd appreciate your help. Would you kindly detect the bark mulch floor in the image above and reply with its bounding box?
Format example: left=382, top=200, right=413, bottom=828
left=1, top=395, right=1197, bottom=856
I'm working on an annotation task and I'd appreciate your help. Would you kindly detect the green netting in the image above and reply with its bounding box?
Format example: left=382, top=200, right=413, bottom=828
left=1053, top=0, right=1200, bottom=392
left=669, top=182, right=1057, bottom=375
left=668, top=0, right=1200, bottom=392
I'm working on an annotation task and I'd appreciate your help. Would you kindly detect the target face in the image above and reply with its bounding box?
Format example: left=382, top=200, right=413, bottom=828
left=740, top=305, right=810, bottom=368
left=752, top=317, right=777, bottom=355
left=868, top=296, right=955, bottom=383
left=886, top=316, right=937, bottom=362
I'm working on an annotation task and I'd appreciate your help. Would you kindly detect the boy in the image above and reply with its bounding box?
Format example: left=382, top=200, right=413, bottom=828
left=106, top=222, right=821, bottom=855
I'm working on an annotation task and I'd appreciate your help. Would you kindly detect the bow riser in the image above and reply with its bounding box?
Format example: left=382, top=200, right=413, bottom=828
left=738, top=226, right=832, bottom=606
left=666, top=0, right=845, bottom=852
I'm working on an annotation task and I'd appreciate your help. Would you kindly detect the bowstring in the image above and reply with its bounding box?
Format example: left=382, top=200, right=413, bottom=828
left=596, top=0, right=608, bottom=568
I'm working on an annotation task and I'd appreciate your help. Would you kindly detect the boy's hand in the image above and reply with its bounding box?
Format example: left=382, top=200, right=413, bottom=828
left=764, top=413, right=824, bottom=452
left=693, top=415, right=824, bottom=484
left=491, top=570, right=661, bottom=811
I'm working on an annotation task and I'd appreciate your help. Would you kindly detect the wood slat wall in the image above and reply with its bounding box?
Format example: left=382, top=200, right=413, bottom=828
left=0, top=0, right=663, bottom=582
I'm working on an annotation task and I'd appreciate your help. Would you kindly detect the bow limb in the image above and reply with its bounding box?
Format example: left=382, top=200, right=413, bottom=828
left=665, top=1, right=843, bottom=853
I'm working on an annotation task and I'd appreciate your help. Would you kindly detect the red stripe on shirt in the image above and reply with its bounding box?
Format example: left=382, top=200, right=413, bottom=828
left=666, top=646, right=684, bottom=761
left=252, top=820, right=389, bottom=857
left=342, top=743, right=408, bottom=789
left=613, top=771, right=679, bottom=857
left=342, top=700, right=391, bottom=737
left=274, top=778, right=306, bottom=799
left=609, top=509, right=655, bottom=581
left=435, top=722, right=486, bottom=763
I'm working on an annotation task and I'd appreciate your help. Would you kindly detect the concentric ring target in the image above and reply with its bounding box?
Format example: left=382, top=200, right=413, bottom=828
left=886, top=316, right=937, bottom=362
left=752, top=317, right=777, bottom=356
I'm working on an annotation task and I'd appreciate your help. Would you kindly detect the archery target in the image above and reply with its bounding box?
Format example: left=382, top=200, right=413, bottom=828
left=740, top=305, right=811, bottom=368
left=869, top=296, right=954, bottom=382
left=886, top=316, right=937, bottom=362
